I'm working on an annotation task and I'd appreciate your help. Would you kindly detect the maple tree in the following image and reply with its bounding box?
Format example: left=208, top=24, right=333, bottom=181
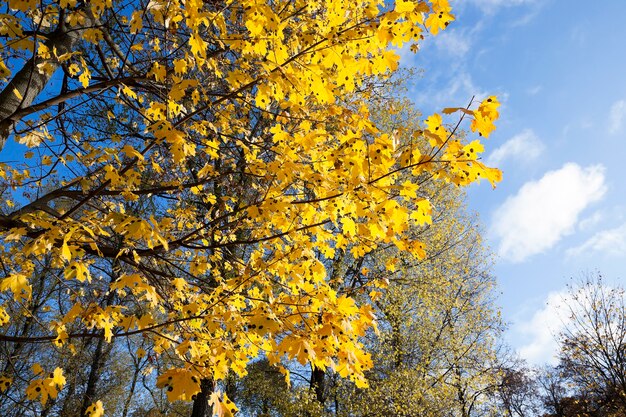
left=0, top=0, right=501, bottom=415
left=233, top=95, right=505, bottom=417
left=233, top=185, right=506, bottom=417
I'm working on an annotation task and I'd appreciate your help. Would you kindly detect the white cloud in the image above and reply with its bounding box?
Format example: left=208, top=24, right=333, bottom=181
left=434, top=29, right=471, bottom=57
left=578, top=210, right=604, bottom=232
left=608, top=100, right=626, bottom=134
left=491, top=163, right=607, bottom=262
left=485, top=129, right=544, bottom=166
left=457, top=0, right=540, bottom=26
left=526, top=85, right=542, bottom=96
left=566, top=223, right=626, bottom=258
left=464, top=0, right=536, bottom=14
left=517, top=291, right=570, bottom=365
left=412, top=70, right=489, bottom=111
left=518, top=282, right=625, bottom=365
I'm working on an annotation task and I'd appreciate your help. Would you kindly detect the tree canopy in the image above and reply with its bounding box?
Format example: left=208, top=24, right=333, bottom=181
left=0, top=0, right=501, bottom=415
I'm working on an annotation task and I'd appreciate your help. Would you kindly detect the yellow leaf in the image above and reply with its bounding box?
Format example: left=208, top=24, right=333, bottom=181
left=0, top=273, right=31, bottom=301
left=18, top=129, right=49, bottom=148
left=32, top=363, right=44, bottom=375
left=475, top=161, right=503, bottom=188
left=0, top=306, right=9, bottom=325
left=210, top=391, right=239, bottom=417
left=68, top=63, right=80, bottom=76
left=189, top=33, right=207, bottom=59
left=120, top=85, right=138, bottom=100
left=26, top=367, right=66, bottom=405
left=442, top=107, right=474, bottom=116
left=255, top=83, right=272, bottom=109
left=50, top=368, right=66, bottom=387
left=410, top=199, right=432, bottom=225
left=0, top=58, right=10, bottom=79
left=425, top=9, right=454, bottom=35
left=83, top=28, right=103, bottom=43
left=150, top=62, right=166, bottom=82
left=59, top=0, right=77, bottom=7
left=0, top=376, right=11, bottom=392
left=173, top=58, right=188, bottom=75
left=156, top=369, right=201, bottom=401
left=400, top=180, right=419, bottom=199
left=85, top=400, right=104, bottom=417
left=395, top=0, right=415, bottom=13
left=342, top=217, right=357, bottom=237
left=61, top=240, right=72, bottom=262
left=129, top=11, right=143, bottom=33
left=121, top=144, right=144, bottom=160
left=78, top=60, right=91, bottom=87
left=471, top=96, right=500, bottom=138
left=64, top=262, right=91, bottom=282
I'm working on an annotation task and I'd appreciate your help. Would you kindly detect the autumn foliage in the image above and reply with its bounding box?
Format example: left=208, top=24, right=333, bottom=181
left=0, top=0, right=500, bottom=415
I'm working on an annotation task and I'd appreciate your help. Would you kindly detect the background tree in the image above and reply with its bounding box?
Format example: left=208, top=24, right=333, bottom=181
left=536, top=365, right=572, bottom=417
left=493, top=363, right=540, bottom=417
left=556, top=274, right=626, bottom=416
left=486, top=275, right=626, bottom=417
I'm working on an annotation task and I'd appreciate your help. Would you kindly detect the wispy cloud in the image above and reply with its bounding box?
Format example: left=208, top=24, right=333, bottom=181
left=486, top=129, right=544, bottom=166
left=578, top=211, right=604, bottom=232
left=608, top=100, right=626, bottom=134
left=526, top=85, right=542, bottom=96
left=518, top=282, right=624, bottom=365
left=434, top=28, right=472, bottom=57
left=464, top=0, right=537, bottom=14
left=566, top=223, right=626, bottom=258
left=412, top=70, right=488, bottom=111
left=491, top=163, right=607, bottom=262
left=517, top=290, right=569, bottom=365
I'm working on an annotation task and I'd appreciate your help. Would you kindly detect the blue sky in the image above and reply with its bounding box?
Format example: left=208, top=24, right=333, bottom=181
left=401, top=0, right=626, bottom=365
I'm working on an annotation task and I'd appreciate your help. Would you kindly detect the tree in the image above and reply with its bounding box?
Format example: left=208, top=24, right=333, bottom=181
left=556, top=274, right=626, bottom=415
left=0, top=0, right=501, bottom=415
left=334, top=173, right=504, bottom=417
left=231, top=182, right=505, bottom=417
left=536, top=365, right=573, bottom=417
left=494, top=364, right=540, bottom=417
left=232, top=94, right=505, bottom=417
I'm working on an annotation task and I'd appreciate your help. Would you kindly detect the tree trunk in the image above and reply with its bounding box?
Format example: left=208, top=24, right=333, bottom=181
left=121, top=365, right=141, bottom=417
left=310, top=366, right=326, bottom=405
left=0, top=9, right=94, bottom=149
left=79, top=335, right=108, bottom=416
left=79, top=266, right=117, bottom=417
left=190, top=378, right=214, bottom=417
